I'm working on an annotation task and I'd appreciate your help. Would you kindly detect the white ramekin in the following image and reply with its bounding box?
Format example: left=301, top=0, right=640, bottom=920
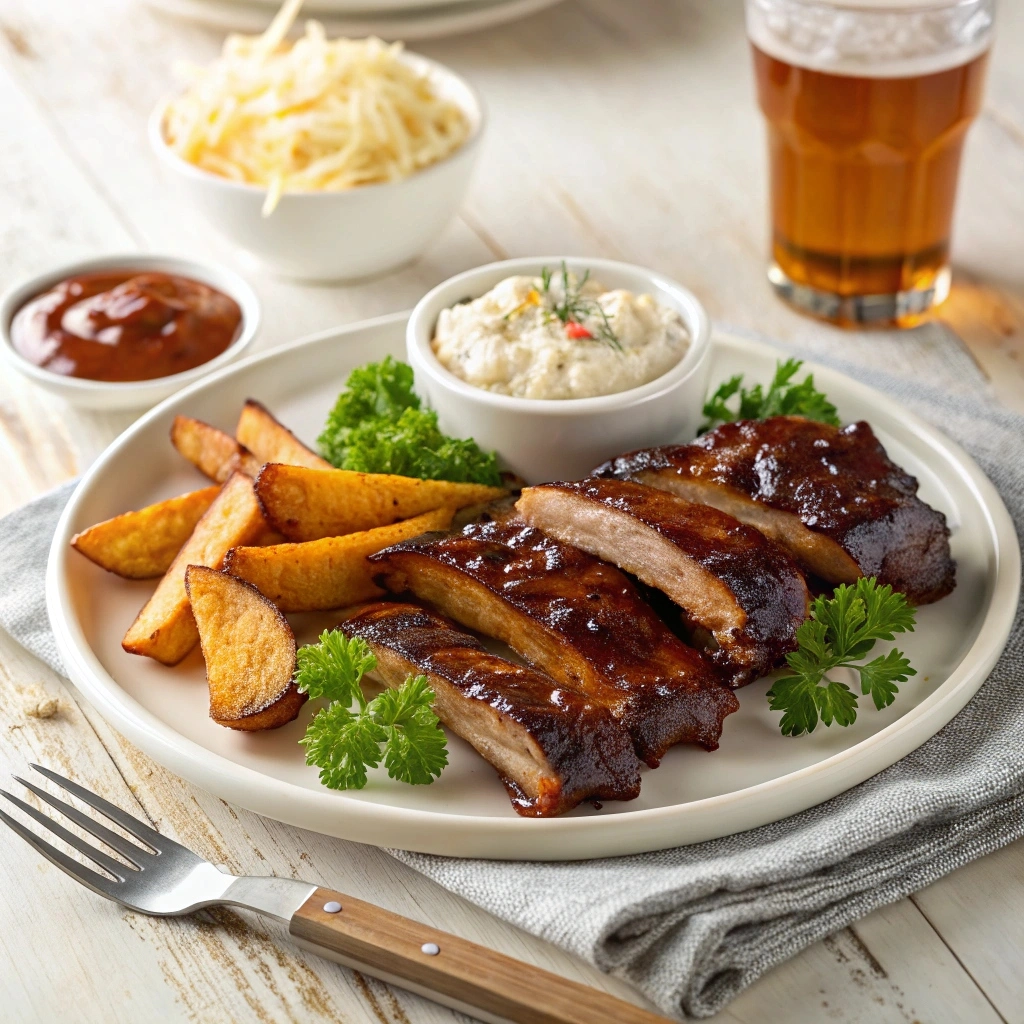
left=0, top=253, right=260, bottom=411
left=407, top=256, right=713, bottom=483
left=149, top=53, right=485, bottom=283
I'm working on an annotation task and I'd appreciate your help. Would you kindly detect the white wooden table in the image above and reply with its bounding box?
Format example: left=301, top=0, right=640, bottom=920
left=2, top=1, right=1023, bottom=1020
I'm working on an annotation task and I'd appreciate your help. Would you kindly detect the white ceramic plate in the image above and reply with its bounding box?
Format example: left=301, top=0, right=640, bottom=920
left=47, top=312, right=1020, bottom=860
left=240, top=0, right=491, bottom=11
left=143, top=0, right=565, bottom=39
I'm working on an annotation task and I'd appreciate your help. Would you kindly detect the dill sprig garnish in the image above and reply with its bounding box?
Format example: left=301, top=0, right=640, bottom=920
left=538, top=262, right=623, bottom=352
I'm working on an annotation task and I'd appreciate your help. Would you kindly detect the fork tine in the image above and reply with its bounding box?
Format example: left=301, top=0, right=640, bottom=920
left=0, top=806, right=120, bottom=901
left=14, top=777, right=152, bottom=868
left=29, top=764, right=170, bottom=853
left=1, top=790, right=132, bottom=880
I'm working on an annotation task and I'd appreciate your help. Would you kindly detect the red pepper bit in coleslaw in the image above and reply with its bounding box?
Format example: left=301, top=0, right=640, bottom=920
left=564, top=320, right=593, bottom=340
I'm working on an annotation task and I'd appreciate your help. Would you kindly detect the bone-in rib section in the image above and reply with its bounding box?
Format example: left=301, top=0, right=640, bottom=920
left=595, top=415, right=955, bottom=605
left=342, top=601, right=642, bottom=817
left=516, top=478, right=809, bottom=686
left=370, top=516, right=738, bottom=766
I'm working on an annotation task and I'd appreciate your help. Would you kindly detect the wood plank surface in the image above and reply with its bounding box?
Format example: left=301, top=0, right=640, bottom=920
left=0, top=1, right=1022, bottom=1022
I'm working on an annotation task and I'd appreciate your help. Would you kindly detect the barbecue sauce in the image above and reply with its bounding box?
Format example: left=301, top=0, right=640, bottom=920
left=10, top=270, right=242, bottom=382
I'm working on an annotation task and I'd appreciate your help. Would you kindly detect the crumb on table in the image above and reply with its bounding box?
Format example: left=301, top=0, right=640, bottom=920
left=23, top=687, right=60, bottom=720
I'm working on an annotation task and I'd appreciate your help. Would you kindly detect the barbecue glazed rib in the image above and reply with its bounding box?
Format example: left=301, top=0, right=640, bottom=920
left=595, top=416, right=955, bottom=605
left=370, top=517, right=739, bottom=765
left=341, top=602, right=642, bottom=817
left=516, top=479, right=810, bottom=686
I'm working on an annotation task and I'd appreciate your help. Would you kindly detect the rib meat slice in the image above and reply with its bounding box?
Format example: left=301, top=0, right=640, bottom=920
left=341, top=602, right=642, bottom=817
left=594, top=415, right=955, bottom=605
left=370, top=517, right=739, bottom=766
left=516, top=479, right=809, bottom=686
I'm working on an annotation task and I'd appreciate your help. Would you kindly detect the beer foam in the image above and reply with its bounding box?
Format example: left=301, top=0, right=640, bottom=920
left=747, top=0, right=994, bottom=78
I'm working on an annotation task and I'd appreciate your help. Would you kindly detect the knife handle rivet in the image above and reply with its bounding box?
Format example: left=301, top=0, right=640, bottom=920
left=323, top=901, right=342, bottom=914
left=421, top=942, right=440, bottom=956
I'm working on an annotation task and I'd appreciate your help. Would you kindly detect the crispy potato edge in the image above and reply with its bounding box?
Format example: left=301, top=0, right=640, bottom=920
left=236, top=399, right=332, bottom=470
left=222, top=506, right=455, bottom=612
left=70, top=485, right=221, bottom=579
left=184, top=564, right=305, bottom=731
left=121, top=472, right=265, bottom=665
left=253, top=462, right=507, bottom=542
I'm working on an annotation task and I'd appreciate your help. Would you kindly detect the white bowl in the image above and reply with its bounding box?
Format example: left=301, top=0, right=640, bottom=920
left=407, top=256, right=714, bottom=483
left=0, top=253, right=261, bottom=411
left=149, top=53, right=485, bottom=283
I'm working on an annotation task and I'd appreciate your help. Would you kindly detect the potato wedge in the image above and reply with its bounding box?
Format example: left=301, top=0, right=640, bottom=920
left=171, top=415, right=261, bottom=483
left=185, top=565, right=306, bottom=730
left=255, top=464, right=507, bottom=542
left=71, top=486, right=221, bottom=579
left=122, top=472, right=267, bottom=665
left=225, top=506, right=455, bottom=612
left=235, top=399, right=332, bottom=470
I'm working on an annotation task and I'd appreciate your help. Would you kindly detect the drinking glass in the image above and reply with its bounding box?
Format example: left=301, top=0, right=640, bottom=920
left=746, top=0, right=995, bottom=327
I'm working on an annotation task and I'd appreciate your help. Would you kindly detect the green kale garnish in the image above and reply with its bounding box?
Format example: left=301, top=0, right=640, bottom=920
left=317, top=356, right=501, bottom=486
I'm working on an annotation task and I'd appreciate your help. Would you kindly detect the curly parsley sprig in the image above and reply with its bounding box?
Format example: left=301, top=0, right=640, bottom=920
left=700, top=358, right=840, bottom=433
left=767, top=578, right=917, bottom=737
left=297, top=630, right=448, bottom=790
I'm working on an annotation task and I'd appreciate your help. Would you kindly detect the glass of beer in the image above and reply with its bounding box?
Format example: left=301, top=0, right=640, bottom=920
left=747, top=0, right=995, bottom=327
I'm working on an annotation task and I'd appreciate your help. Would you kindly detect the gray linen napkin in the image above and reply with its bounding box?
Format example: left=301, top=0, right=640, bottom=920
left=0, top=481, right=76, bottom=676
left=3, top=326, right=1022, bottom=1020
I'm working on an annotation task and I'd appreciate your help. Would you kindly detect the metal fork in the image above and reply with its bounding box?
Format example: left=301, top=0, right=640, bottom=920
left=1, top=765, right=670, bottom=1024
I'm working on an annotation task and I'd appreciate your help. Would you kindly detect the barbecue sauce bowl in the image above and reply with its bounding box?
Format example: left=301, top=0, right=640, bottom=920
left=0, top=254, right=260, bottom=410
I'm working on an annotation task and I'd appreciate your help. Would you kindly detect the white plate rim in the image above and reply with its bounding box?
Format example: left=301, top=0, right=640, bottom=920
left=237, top=0, right=506, bottom=12
left=46, top=311, right=1021, bottom=860
left=143, top=0, right=566, bottom=40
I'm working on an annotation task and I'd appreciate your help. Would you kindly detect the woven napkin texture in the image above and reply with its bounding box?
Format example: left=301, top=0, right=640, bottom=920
left=2, top=324, right=1021, bottom=1019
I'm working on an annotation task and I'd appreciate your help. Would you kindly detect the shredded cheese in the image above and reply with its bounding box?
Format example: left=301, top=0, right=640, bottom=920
left=161, top=0, right=471, bottom=215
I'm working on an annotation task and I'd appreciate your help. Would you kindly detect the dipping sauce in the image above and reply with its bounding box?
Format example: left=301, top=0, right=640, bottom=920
left=10, top=271, right=242, bottom=382
left=432, top=270, right=689, bottom=400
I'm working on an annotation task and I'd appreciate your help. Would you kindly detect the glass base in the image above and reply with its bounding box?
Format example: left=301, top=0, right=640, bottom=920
left=768, top=263, right=951, bottom=328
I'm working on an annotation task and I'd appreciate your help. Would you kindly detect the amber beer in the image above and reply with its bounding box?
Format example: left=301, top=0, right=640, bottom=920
left=748, top=0, right=993, bottom=326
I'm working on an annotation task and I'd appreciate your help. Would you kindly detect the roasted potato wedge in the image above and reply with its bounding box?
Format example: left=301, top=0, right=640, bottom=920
left=122, top=472, right=267, bottom=665
left=185, top=565, right=306, bottom=730
left=235, top=399, right=332, bottom=470
left=72, top=486, right=221, bottom=579
left=171, top=415, right=261, bottom=483
left=225, top=506, right=455, bottom=611
left=255, top=464, right=507, bottom=542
